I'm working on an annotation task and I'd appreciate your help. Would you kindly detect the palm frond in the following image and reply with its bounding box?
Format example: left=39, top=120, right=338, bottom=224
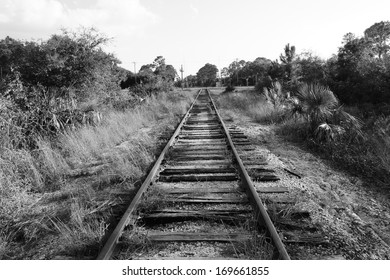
left=262, top=81, right=286, bottom=108
left=332, top=106, right=364, bottom=140
left=284, top=97, right=303, bottom=120
left=315, top=123, right=345, bottom=142
left=296, top=83, right=339, bottom=126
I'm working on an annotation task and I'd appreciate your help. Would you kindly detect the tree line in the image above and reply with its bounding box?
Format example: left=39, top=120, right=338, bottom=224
left=120, top=56, right=177, bottom=96
left=188, top=21, right=390, bottom=105
left=1, top=21, right=389, bottom=148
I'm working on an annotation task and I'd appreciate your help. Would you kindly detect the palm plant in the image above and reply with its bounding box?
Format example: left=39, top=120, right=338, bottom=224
left=263, top=81, right=287, bottom=108
left=295, top=83, right=339, bottom=129
left=290, top=83, right=364, bottom=142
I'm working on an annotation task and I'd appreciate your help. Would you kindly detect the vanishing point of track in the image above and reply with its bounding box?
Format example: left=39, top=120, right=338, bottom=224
left=97, top=89, right=290, bottom=260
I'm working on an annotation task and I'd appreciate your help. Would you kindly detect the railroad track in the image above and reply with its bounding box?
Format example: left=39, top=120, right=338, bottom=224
left=97, top=89, right=290, bottom=260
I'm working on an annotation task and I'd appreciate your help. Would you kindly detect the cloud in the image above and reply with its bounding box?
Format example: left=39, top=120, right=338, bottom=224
left=0, top=0, right=157, bottom=39
left=0, top=0, right=65, bottom=34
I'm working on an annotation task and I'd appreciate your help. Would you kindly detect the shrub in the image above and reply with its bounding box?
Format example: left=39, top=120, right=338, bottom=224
left=275, top=84, right=388, bottom=181
left=255, top=75, right=273, bottom=93
left=262, top=81, right=289, bottom=108
left=130, top=77, right=173, bottom=98
left=282, top=83, right=363, bottom=142
left=0, top=29, right=124, bottom=148
left=224, top=85, right=236, bottom=93
left=295, top=83, right=339, bottom=128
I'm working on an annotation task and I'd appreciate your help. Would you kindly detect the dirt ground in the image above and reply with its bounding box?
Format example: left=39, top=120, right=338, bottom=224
left=218, top=108, right=390, bottom=260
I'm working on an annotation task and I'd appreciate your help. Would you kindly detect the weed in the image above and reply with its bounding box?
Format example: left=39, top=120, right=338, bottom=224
left=222, top=216, right=273, bottom=259
left=137, top=188, right=171, bottom=214
left=250, top=103, right=286, bottom=124
left=116, top=226, right=152, bottom=259
left=0, top=88, right=196, bottom=259
left=0, top=234, right=9, bottom=260
left=49, top=216, right=108, bottom=256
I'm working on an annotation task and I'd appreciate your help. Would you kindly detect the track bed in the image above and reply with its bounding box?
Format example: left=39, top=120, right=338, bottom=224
left=97, top=90, right=289, bottom=260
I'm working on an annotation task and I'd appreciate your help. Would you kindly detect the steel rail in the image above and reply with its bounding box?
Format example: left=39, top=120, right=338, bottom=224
left=97, top=89, right=202, bottom=260
left=206, top=89, right=291, bottom=260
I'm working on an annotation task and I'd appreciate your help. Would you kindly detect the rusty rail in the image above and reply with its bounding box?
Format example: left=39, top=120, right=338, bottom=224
left=97, top=90, right=201, bottom=260
left=206, top=89, right=290, bottom=260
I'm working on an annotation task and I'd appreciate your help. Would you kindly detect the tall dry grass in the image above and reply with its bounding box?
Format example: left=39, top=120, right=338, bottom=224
left=216, top=89, right=286, bottom=124
left=0, top=89, right=195, bottom=259
left=216, top=86, right=390, bottom=187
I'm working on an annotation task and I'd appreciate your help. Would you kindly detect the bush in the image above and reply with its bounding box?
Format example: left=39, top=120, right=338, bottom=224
left=130, top=77, right=173, bottom=98
left=275, top=85, right=389, bottom=182
left=224, top=85, right=236, bottom=93
left=262, top=81, right=289, bottom=108
left=0, top=29, right=124, bottom=148
left=255, top=75, right=273, bottom=93
left=281, top=83, right=363, bottom=141
left=294, top=83, right=339, bottom=127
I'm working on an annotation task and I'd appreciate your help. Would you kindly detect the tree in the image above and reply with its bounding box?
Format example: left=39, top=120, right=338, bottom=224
left=296, top=52, right=326, bottom=84
left=327, top=27, right=390, bottom=104
left=364, top=21, right=390, bottom=59
left=149, top=56, right=177, bottom=82
left=185, top=75, right=198, bottom=87
left=162, top=64, right=177, bottom=82
left=122, top=56, right=176, bottom=95
left=196, top=63, right=218, bottom=86
left=153, top=56, right=165, bottom=70
left=138, top=64, right=155, bottom=82
left=279, top=43, right=300, bottom=92
left=226, top=60, right=246, bottom=86
left=246, top=57, right=272, bottom=86
left=0, top=37, right=25, bottom=82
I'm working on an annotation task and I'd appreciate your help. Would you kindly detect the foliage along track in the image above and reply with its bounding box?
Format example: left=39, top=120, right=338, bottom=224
left=97, top=89, right=290, bottom=260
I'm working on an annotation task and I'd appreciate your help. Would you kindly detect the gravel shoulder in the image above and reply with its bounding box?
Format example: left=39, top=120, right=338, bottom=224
left=219, top=109, right=390, bottom=260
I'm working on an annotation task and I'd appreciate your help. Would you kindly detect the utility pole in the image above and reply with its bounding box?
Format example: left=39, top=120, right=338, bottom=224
left=180, top=65, right=184, bottom=90
left=132, top=61, right=137, bottom=84
left=235, top=58, right=239, bottom=86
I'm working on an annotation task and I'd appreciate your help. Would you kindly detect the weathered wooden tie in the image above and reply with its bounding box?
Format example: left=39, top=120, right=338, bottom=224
left=147, top=232, right=252, bottom=242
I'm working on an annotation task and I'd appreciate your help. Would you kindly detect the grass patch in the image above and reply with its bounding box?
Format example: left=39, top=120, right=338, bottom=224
left=215, top=88, right=286, bottom=124
left=0, top=88, right=196, bottom=259
left=250, top=104, right=286, bottom=124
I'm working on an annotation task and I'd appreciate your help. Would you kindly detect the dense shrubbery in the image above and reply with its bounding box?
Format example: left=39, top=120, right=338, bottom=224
left=0, top=28, right=128, bottom=148
left=259, top=81, right=388, bottom=181
left=218, top=82, right=390, bottom=184
left=254, top=75, right=273, bottom=93
left=257, top=81, right=362, bottom=139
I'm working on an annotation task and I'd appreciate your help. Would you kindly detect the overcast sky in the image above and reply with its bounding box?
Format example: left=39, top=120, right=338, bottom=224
left=1, top=0, right=389, bottom=76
